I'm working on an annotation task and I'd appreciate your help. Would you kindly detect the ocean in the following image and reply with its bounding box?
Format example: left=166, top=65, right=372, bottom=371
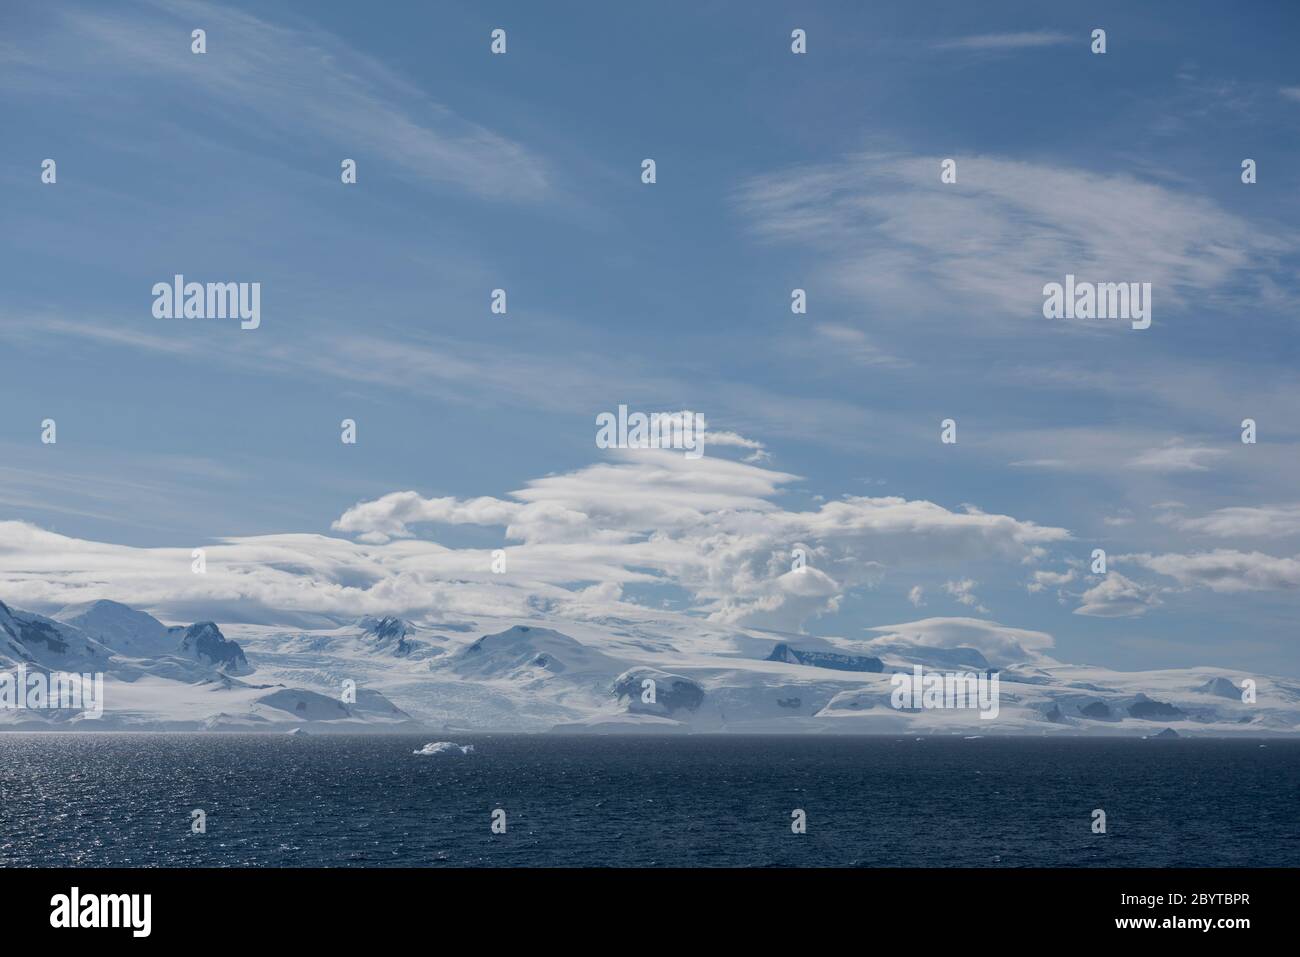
left=1, top=734, right=1294, bottom=867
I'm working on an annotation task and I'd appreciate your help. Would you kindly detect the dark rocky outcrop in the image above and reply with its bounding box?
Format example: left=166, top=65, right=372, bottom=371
left=766, top=642, right=884, bottom=673
left=1128, top=695, right=1185, bottom=720
left=1079, top=701, right=1113, bottom=719
left=173, top=621, right=249, bottom=674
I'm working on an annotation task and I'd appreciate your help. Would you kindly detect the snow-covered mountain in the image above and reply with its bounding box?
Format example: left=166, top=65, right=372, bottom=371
left=2, top=597, right=1297, bottom=734
left=57, top=600, right=251, bottom=674
left=172, top=621, right=252, bottom=675
left=1, top=599, right=115, bottom=671
left=57, top=599, right=176, bottom=658
left=0, top=598, right=411, bottom=731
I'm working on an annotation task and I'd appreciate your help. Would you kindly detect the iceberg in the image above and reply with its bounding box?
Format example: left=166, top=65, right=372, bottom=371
left=413, top=741, right=475, bottom=756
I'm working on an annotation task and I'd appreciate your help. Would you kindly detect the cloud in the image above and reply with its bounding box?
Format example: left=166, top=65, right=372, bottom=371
left=333, top=492, right=578, bottom=546
left=20, top=0, right=549, bottom=201
left=0, top=450, right=1071, bottom=632
left=1123, top=549, right=1300, bottom=592
left=701, top=428, right=770, bottom=463
left=943, top=578, right=989, bottom=614
left=1162, top=504, right=1300, bottom=538
left=1129, top=441, right=1227, bottom=472
left=811, top=323, right=909, bottom=368
left=1074, top=573, right=1161, bottom=617
left=988, top=427, right=1249, bottom=479
left=1280, top=87, right=1300, bottom=103
left=907, top=585, right=925, bottom=607
left=1027, top=569, right=1076, bottom=594
left=735, top=152, right=1292, bottom=326
left=864, top=617, right=1055, bottom=667
left=3, top=312, right=885, bottom=468
left=932, top=31, right=1072, bottom=52
left=332, top=451, right=1068, bottom=629
left=0, top=520, right=554, bottom=626
left=1010, top=458, right=1070, bottom=469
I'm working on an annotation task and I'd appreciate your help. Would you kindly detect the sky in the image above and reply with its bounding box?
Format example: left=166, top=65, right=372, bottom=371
left=1, top=0, right=1299, bottom=676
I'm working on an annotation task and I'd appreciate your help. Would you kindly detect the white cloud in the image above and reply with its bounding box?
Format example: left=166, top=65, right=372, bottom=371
left=702, top=429, right=770, bottom=463
left=1010, top=458, right=1070, bottom=469
left=332, top=451, right=1069, bottom=628
left=1027, top=569, right=1076, bottom=593
left=1123, top=549, right=1300, bottom=592
left=811, top=323, right=908, bottom=368
left=907, top=585, right=925, bottom=607
left=0, top=451, right=1071, bottom=633
left=932, top=31, right=1072, bottom=52
left=864, top=617, right=1055, bottom=667
left=943, top=578, right=989, bottom=614
left=735, top=152, right=1291, bottom=326
left=1074, top=573, right=1161, bottom=617
left=992, top=428, right=1249, bottom=478
left=1163, top=504, right=1300, bottom=538
left=26, top=0, right=550, bottom=201
left=1129, top=441, right=1227, bottom=472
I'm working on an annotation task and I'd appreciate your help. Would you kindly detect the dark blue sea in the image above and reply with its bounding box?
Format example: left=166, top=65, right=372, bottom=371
left=0, top=735, right=1294, bottom=867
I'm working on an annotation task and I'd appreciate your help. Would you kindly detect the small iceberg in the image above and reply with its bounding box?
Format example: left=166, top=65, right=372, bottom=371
left=286, top=727, right=309, bottom=736
left=414, top=741, right=475, bottom=756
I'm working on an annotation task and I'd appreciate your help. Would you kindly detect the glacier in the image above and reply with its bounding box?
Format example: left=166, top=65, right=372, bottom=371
left=1, top=596, right=1297, bottom=735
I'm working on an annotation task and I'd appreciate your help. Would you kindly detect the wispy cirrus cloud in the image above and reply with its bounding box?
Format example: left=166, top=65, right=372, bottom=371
left=1162, top=504, right=1300, bottom=538
left=810, top=323, right=910, bottom=368
left=735, top=152, right=1295, bottom=326
left=9, top=0, right=550, bottom=201
left=932, top=30, right=1071, bottom=52
left=1122, top=549, right=1300, bottom=593
left=1129, top=441, right=1228, bottom=473
left=989, top=428, right=1236, bottom=478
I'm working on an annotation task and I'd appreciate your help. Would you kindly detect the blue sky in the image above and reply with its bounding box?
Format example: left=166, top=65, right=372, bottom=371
left=2, top=0, right=1299, bottom=676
